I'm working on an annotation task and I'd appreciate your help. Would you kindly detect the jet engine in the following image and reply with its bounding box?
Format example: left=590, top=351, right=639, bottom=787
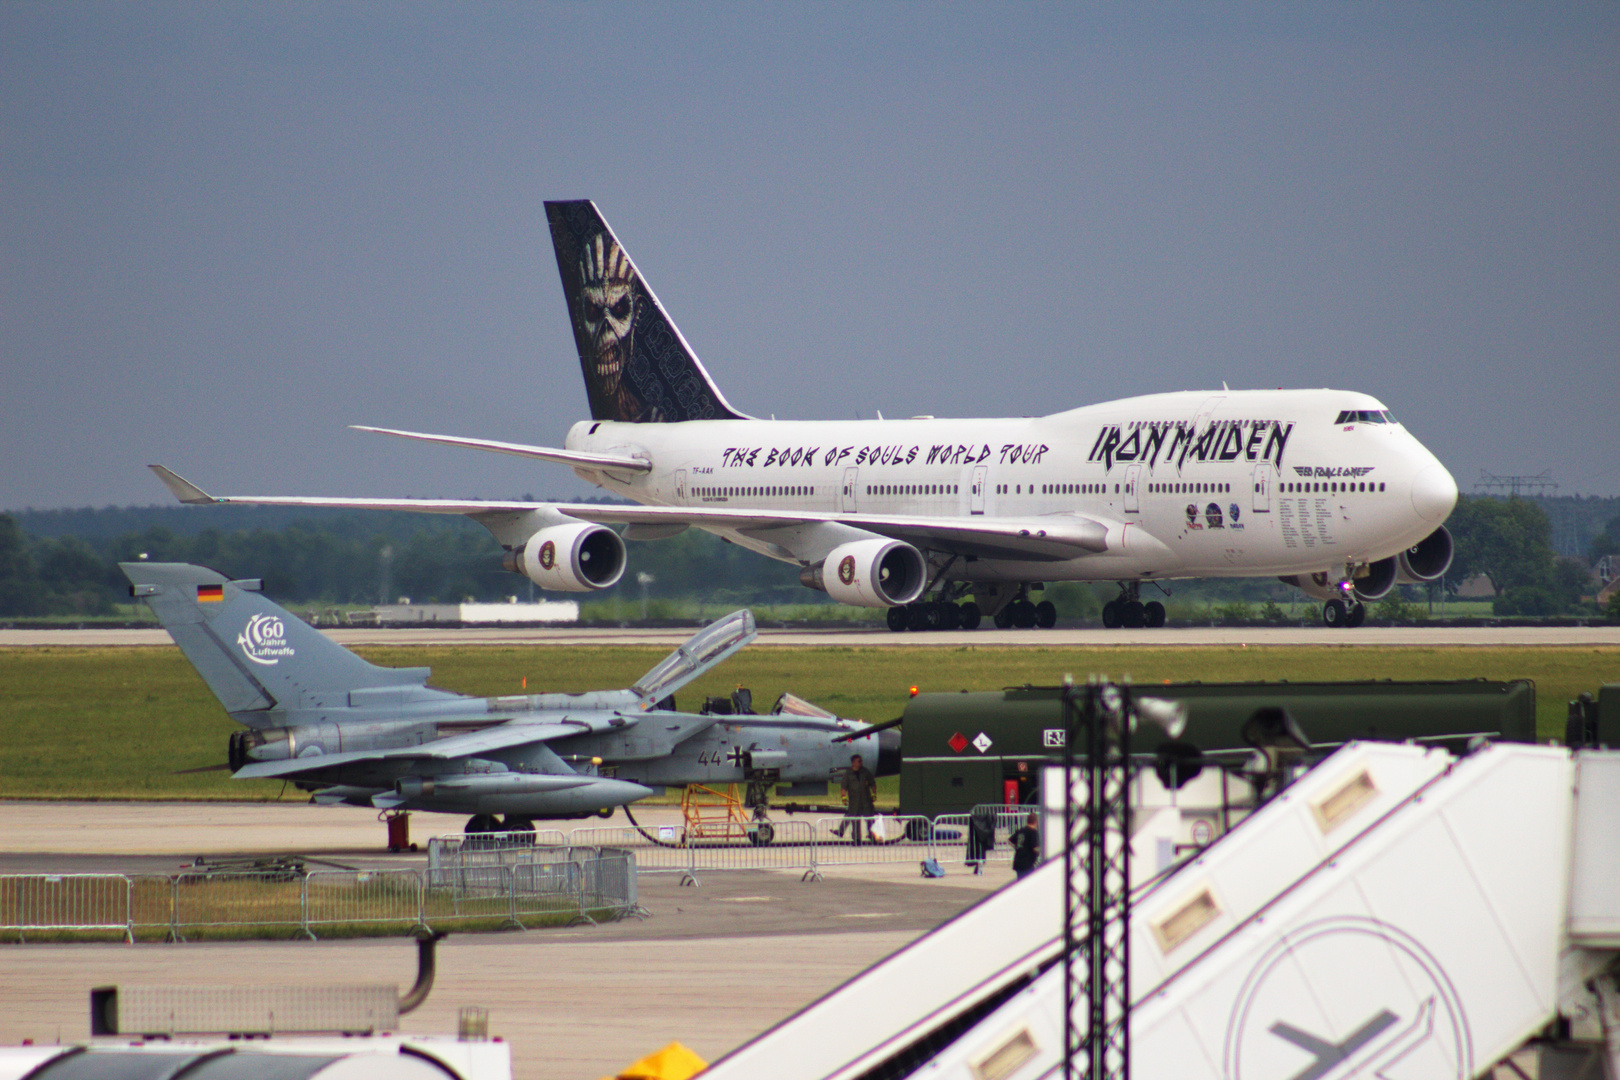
left=1350, top=557, right=1398, bottom=602
left=504, top=523, right=627, bottom=592
left=1395, top=526, right=1453, bottom=584
left=804, top=538, right=927, bottom=608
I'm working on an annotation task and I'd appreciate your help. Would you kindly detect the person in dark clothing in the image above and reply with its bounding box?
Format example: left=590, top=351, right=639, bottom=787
left=1011, top=812, right=1041, bottom=879
left=836, top=753, right=878, bottom=844
left=966, top=805, right=997, bottom=874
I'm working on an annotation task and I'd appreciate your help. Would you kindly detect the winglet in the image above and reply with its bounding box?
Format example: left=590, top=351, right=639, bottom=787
left=149, top=465, right=220, bottom=505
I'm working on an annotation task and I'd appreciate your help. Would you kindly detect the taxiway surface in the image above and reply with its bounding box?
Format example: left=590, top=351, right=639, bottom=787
left=4, top=624, right=1618, bottom=647
left=0, top=801, right=1001, bottom=1080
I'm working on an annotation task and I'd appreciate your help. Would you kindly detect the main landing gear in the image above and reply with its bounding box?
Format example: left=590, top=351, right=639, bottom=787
left=990, top=593, right=1057, bottom=629
left=885, top=599, right=983, bottom=632
left=1322, top=597, right=1367, bottom=628
left=1099, top=582, right=1167, bottom=629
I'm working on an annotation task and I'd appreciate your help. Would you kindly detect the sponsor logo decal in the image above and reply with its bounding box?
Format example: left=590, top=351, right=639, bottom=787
left=538, top=540, right=556, bottom=571
left=1186, top=504, right=1203, bottom=530
left=1224, top=916, right=1470, bottom=1080
left=1206, top=502, right=1225, bottom=529
left=238, top=613, right=294, bottom=666
left=838, top=555, right=857, bottom=587
left=1229, top=503, right=1244, bottom=530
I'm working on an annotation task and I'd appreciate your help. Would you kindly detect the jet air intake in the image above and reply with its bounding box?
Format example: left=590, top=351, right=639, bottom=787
left=1351, top=556, right=1398, bottom=601
left=804, top=538, right=927, bottom=608
left=1395, top=526, right=1453, bottom=584
left=505, top=523, right=627, bottom=592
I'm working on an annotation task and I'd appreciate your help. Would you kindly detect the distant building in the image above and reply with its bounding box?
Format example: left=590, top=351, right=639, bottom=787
left=372, top=598, right=579, bottom=624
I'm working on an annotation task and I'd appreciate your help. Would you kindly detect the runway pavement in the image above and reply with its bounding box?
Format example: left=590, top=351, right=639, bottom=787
left=0, top=801, right=1003, bottom=1079
left=5, top=623, right=1619, bottom=647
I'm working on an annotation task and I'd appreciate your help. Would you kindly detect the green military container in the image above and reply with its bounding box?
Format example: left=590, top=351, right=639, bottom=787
left=898, top=679, right=1537, bottom=818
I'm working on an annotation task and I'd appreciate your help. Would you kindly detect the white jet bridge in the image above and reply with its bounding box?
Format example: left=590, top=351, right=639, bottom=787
left=701, top=741, right=1620, bottom=1079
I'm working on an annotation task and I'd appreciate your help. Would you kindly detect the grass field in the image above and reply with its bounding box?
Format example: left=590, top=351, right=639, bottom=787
left=1, top=643, right=1617, bottom=802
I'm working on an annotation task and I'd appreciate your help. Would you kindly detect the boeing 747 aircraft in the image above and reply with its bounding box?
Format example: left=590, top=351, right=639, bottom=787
left=153, top=200, right=1458, bottom=630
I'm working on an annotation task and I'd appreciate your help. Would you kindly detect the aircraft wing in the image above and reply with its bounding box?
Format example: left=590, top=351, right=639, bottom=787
left=349, top=426, right=652, bottom=474
left=149, top=467, right=1112, bottom=561
left=232, top=714, right=640, bottom=780
left=562, top=504, right=1113, bottom=562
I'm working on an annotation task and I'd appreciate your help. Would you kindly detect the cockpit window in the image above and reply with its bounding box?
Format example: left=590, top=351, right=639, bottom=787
left=1335, top=410, right=1395, bottom=425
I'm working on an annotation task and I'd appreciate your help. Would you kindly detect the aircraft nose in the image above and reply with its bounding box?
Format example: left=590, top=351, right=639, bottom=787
left=1410, top=464, right=1458, bottom=523
left=876, top=728, right=902, bottom=777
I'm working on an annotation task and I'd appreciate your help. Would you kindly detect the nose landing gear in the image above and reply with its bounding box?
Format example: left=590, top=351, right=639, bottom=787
left=1322, top=595, right=1367, bottom=628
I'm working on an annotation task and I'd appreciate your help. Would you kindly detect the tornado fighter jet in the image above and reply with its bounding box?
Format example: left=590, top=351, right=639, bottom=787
left=122, top=562, right=897, bottom=835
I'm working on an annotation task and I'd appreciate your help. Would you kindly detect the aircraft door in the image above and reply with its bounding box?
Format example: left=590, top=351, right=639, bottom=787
left=1123, top=464, right=1142, bottom=513
left=675, top=470, right=687, bottom=501
left=1252, top=462, right=1273, bottom=512
left=841, top=467, right=859, bottom=513
left=970, top=465, right=988, bottom=515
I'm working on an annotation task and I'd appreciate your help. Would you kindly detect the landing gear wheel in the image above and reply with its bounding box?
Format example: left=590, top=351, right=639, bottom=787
left=749, top=822, right=776, bottom=846
left=887, top=606, right=909, bottom=632
left=502, top=815, right=536, bottom=845
left=1323, top=599, right=1348, bottom=628
left=596, top=806, right=616, bottom=819
left=1101, top=599, right=1123, bottom=628
left=1034, top=600, right=1057, bottom=628
left=465, top=814, right=498, bottom=834
left=907, top=603, right=935, bottom=631
left=1011, top=599, right=1037, bottom=628
left=959, top=602, right=982, bottom=630
left=1121, top=600, right=1147, bottom=628
left=993, top=605, right=1014, bottom=629
left=1144, top=600, right=1166, bottom=628
left=938, top=602, right=962, bottom=630
left=1345, top=603, right=1366, bottom=628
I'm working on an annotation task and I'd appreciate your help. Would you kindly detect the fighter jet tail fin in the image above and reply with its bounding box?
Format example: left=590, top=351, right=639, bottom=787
left=545, top=200, right=750, bottom=424
left=120, top=562, right=456, bottom=727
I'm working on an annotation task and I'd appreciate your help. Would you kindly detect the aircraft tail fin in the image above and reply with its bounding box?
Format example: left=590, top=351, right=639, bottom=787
left=545, top=200, right=749, bottom=424
left=120, top=562, right=454, bottom=727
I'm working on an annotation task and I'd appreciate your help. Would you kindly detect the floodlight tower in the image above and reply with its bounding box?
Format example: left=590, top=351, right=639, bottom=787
left=1061, top=678, right=1133, bottom=1080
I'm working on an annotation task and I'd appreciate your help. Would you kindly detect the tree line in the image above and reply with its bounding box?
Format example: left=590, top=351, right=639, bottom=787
left=1, top=496, right=1615, bottom=619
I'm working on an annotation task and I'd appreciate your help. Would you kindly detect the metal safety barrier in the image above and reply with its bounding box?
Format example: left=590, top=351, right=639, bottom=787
left=0, top=846, right=637, bottom=941
left=0, top=875, right=134, bottom=943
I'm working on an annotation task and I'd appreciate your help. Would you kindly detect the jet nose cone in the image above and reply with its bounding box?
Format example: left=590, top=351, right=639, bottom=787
left=1411, top=464, right=1458, bottom=523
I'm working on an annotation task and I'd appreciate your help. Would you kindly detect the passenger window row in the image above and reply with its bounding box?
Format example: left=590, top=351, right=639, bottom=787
left=1282, top=481, right=1386, bottom=494
left=695, top=486, right=815, bottom=498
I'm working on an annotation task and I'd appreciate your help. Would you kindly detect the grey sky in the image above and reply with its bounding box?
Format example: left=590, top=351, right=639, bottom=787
left=3, top=3, right=1616, bottom=511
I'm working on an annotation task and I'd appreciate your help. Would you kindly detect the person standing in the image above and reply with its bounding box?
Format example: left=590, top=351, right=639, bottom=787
left=1011, top=812, right=1041, bottom=880
left=838, top=753, right=878, bottom=845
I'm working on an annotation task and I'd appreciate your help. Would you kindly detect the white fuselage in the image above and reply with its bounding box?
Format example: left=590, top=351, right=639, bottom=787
left=565, top=388, right=1456, bottom=586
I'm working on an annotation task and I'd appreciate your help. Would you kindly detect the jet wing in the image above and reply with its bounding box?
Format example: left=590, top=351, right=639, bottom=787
left=232, top=713, right=639, bottom=780
left=150, top=468, right=1111, bottom=561
left=561, top=505, right=1112, bottom=562
left=349, top=426, right=652, bottom=474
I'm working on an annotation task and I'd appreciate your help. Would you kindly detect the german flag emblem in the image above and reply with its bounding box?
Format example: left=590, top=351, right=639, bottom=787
left=197, top=584, right=224, bottom=603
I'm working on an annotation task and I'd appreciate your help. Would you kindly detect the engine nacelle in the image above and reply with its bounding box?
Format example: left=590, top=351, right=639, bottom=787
left=1351, top=557, right=1398, bottom=602
left=505, top=523, right=626, bottom=592
left=1395, top=526, right=1453, bottom=584
left=812, top=538, right=927, bottom=608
